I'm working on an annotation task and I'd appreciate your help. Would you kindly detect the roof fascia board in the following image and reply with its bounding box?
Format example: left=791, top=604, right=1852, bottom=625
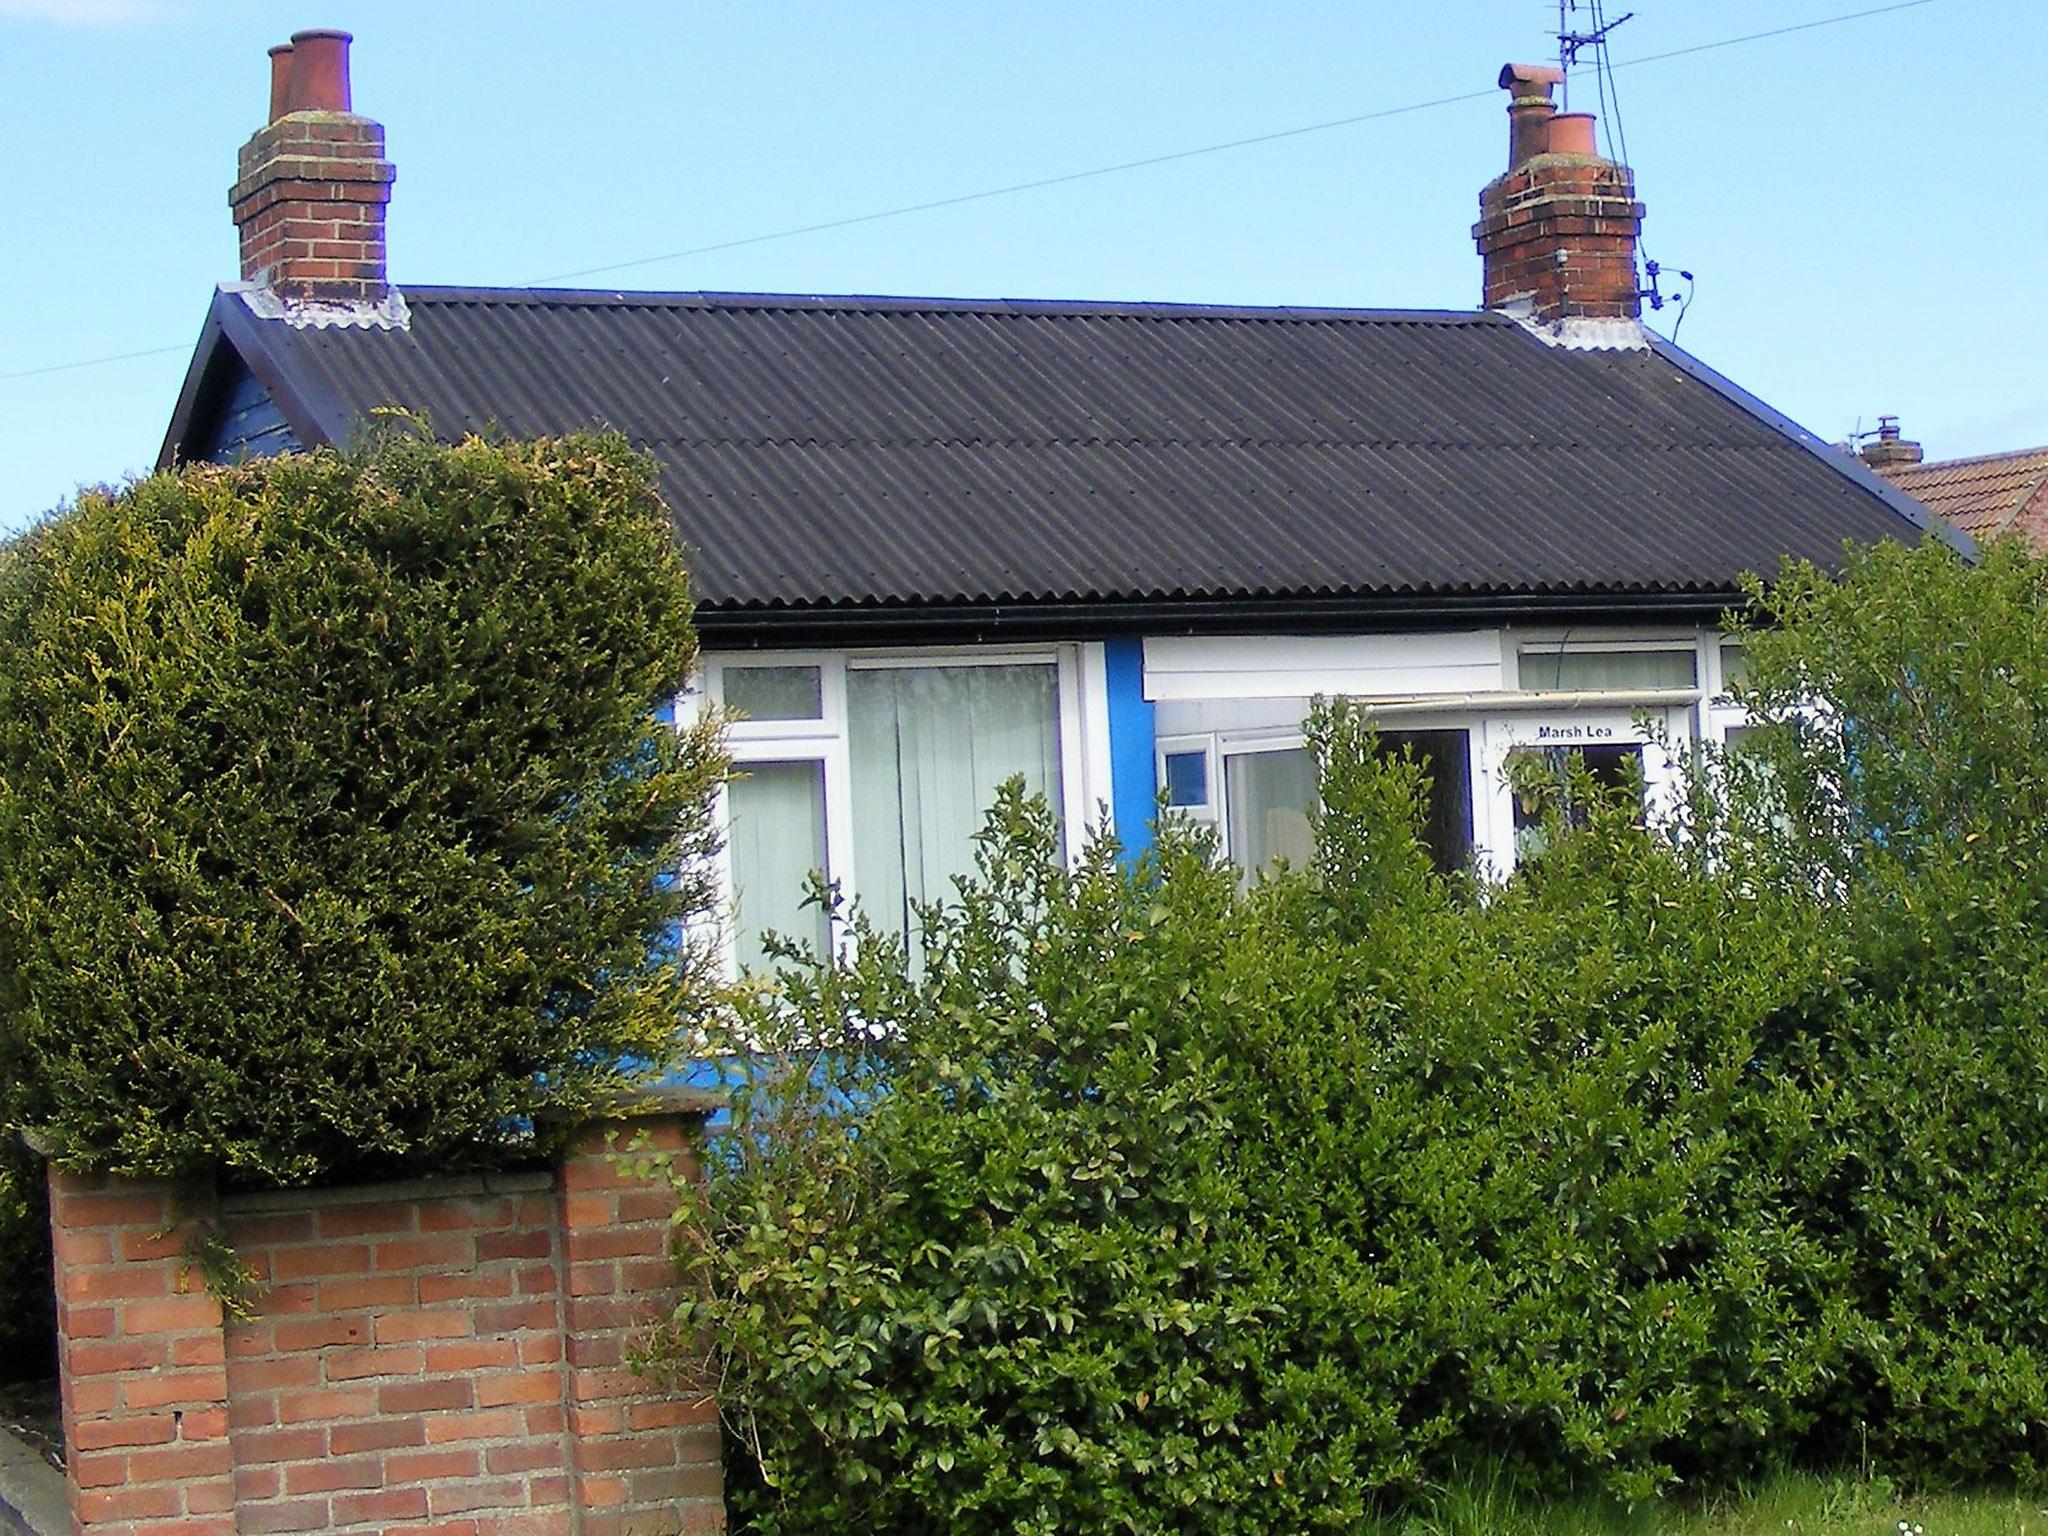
left=155, top=298, right=231, bottom=470
left=1645, top=332, right=1977, bottom=561
left=693, top=588, right=1748, bottom=648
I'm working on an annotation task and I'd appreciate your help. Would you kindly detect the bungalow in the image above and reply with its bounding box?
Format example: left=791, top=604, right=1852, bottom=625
left=160, top=32, right=1952, bottom=971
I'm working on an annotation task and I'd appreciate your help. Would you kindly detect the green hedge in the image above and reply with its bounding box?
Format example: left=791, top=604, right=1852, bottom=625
left=0, top=430, right=725, bottom=1187
left=670, top=538, right=2048, bottom=1531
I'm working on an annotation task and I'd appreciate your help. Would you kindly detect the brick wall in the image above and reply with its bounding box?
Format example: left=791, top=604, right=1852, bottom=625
left=46, top=1097, right=724, bottom=1536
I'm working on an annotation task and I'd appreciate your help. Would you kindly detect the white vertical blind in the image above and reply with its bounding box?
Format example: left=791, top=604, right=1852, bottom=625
left=727, top=759, right=829, bottom=971
left=848, top=664, right=1063, bottom=941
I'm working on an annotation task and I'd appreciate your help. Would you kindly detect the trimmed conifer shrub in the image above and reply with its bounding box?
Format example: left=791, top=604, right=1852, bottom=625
left=0, top=429, right=724, bottom=1186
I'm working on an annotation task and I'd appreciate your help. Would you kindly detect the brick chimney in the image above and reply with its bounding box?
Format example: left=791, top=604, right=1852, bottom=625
left=230, top=30, right=395, bottom=310
left=1473, top=63, right=1644, bottom=328
left=1859, top=415, right=1924, bottom=470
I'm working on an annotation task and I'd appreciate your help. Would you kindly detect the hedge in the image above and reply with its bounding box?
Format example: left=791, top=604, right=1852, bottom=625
left=0, top=429, right=725, bottom=1188
left=668, top=537, right=2048, bottom=1531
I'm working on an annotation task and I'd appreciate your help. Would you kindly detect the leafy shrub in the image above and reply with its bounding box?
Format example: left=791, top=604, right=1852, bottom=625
left=1729, top=539, right=2048, bottom=1482
left=671, top=535, right=2048, bottom=1529
left=670, top=741, right=1840, bottom=1528
left=0, top=429, right=725, bottom=1186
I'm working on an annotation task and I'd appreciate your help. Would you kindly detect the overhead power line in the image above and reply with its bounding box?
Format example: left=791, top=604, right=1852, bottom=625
left=0, top=0, right=1938, bottom=384
left=0, top=343, right=190, bottom=384
left=528, top=0, right=1936, bottom=285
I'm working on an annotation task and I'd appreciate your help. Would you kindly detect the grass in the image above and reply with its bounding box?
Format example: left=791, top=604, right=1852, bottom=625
left=1375, top=1470, right=2043, bottom=1536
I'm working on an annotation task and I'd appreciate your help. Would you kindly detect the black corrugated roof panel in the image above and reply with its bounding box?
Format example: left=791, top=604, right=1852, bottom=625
left=167, top=286, right=1950, bottom=626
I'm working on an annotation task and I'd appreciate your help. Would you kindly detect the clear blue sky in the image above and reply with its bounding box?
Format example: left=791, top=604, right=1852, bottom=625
left=1, top=0, right=2039, bottom=535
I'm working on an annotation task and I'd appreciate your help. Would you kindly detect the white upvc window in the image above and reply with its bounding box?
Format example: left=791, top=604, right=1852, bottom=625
left=703, top=647, right=1088, bottom=973
left=1151, top=627, right=1734, bottom=883
left=1514, top=638, right=1701, bottom=693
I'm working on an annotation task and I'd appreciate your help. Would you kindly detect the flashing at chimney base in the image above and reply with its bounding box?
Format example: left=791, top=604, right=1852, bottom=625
left=231, top=279, right=411, bottom=332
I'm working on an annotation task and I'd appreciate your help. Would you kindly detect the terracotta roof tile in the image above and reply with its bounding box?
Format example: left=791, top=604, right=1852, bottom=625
left=1878, top=446, right=2048, bottom=545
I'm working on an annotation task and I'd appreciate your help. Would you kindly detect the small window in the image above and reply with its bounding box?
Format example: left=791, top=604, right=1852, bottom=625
left=1225, top=747, right=1317, bottom=877
left=1163, top=750, right=1210, bottom=809
left=723, top=664, right=824, bottom=721
left=1509, top=743, right=1644, bottom=860
left=1718, top=643, right=1749, bottom=693
left=1517, top=647, right=1697, bottom=693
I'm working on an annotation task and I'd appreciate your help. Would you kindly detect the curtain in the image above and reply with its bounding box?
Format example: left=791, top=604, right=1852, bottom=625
left=848, top=664, right=1063, bottom=943
left=1225, top=747, right=1316, bottom=877
left=728, top=759, right=830, bottom=971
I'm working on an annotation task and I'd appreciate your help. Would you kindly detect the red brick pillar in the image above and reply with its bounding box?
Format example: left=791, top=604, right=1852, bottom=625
left=558, top=1093, right=725, bottom=1536
left=45, top=1168, right=237, bottom=1536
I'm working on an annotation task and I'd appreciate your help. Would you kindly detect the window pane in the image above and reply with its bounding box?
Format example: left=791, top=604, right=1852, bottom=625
left=728, top=760, right=829, bottom=971
left=1509, top=744, right=1643, bottom=860
left=1377, top=728, right=1474, bottom=876
left=1719, top=643, right=1748, bottom=691
left=723, top=665, right=823, bottom=720
left=847, top=664, right=1063, bottom=942
left=1517, top=648, right=1697, bottom=692
left=1163, top=750, right=1210, bottom=808
left=1225, top=748, right=1316, bottom=877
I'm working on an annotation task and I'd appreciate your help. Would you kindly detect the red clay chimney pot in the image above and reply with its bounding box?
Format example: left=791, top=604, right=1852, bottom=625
left=1546, top=112, right=1598, bottom=157
left=283, top=28, right=352, bottom=114
left=1499, top=61, right=1564, bottom=168
left=266, top=44, right=294, bottom=123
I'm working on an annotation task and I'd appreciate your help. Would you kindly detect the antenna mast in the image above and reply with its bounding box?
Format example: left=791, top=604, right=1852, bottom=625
left=1556, top=0, right=1634, bottom=112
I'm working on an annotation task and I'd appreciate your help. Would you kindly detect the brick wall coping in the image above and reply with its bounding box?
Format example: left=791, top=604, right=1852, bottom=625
left=218, top=1166, right=554, bottom=1214
left=565, top=1084, right=726, bottom=1121
left=21, top=1082, right=721, bottom=1173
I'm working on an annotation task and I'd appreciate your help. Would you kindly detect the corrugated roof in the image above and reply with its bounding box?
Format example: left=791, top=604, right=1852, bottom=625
left=172, top=286, right=1947, bottom=620
left=1876, top=446, right=2048, bottom=546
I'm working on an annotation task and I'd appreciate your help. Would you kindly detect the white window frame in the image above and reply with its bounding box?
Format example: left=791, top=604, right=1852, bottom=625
left=1155, top=733, right=1221, bottom=829
left=700, top=645, right=1089, bottom=974
left=1214, top=732, right=1311, bottom=867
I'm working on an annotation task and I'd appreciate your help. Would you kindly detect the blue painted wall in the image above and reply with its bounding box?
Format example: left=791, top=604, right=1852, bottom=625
left=199, top=357, right=300, bottom=464
left=1104, top=637, right=1156, bottom=865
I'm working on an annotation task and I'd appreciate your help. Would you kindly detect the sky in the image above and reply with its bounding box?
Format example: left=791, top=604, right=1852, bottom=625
left=1, top=0, right=2040, bottom=535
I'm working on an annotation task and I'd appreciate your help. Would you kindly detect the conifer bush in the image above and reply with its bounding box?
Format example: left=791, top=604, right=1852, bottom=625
left=0, top=429, right=724, bottom=1186
left=670, top=536, right=2048, bottom=1529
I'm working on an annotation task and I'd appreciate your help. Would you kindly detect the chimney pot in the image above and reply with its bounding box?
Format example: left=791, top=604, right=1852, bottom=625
left=1499, top=61, right=1564, bottom=168
left=1860, top=416, right=1924, bottom=471
left=1546, top=112, right=1598, bottom=158
left=282, top=28, right=352, bottom=114
left=266, top=44, right=294, bottom=123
